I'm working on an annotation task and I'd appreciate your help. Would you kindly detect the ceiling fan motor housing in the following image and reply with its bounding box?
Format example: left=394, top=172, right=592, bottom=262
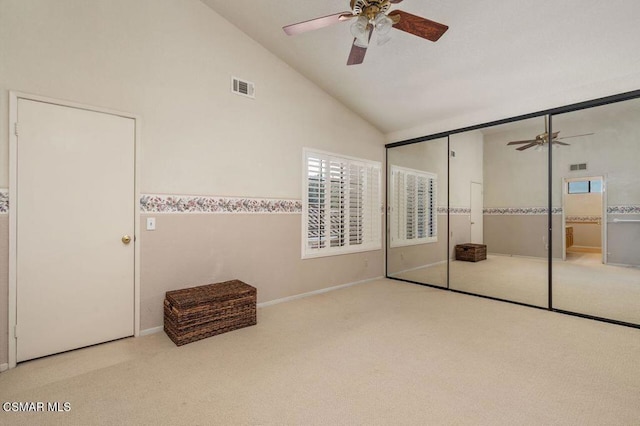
left=352, top=0, right=392, bottom=20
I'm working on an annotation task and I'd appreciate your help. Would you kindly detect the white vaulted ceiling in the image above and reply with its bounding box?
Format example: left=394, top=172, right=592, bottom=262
left=201, top=0, right=640, bottom=139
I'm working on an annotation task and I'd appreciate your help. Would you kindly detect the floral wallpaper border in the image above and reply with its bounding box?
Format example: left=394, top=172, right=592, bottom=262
left=566, top=215, right=601, bottom=223
left=483, top=207, right=563, bottom=215
left=437, top=207, right=471, bottom=215
left=140, top=194, right=302, bottom=214
left=608, top=205, right=640, bottom=214
left=2, top=191, right=638, bottom=217
left=0, top=189, right=8, bottom=214
left=484, top=205, right=640, bottom=215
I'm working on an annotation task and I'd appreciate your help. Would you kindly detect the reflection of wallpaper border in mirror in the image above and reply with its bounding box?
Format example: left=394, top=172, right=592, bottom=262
left=389, top=165, right=437, bottom=248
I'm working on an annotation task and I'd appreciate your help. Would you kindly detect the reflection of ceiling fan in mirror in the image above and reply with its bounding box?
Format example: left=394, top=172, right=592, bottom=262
left=507, top=117, right=594, bottom=151
left=282, top=0, right=449, bottom=65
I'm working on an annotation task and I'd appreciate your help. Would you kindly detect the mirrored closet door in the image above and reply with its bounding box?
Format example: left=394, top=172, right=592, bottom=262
left=551, top=98, right=640, bottom=325
left=385, top=90, right=640, bottom=329
left=387, top=137, right=449, bottom=288
left=448, top=117, right=550, bottom=307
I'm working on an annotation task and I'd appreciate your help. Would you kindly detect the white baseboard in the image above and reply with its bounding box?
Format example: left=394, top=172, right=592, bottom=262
left=140, top=326, right=164, bottom=336
left=257, top=276, right=383, bottom=308
left=567, top=245, right=601, bottom=253
left=390, top=260, right=447, bottom=276
left=0, top=363, right=8, bottom=372
left=489, top=252, right=562, bottom=261
left=138, top=277, right=384, bottom=333
left=606, top=262, right=640, bottom=269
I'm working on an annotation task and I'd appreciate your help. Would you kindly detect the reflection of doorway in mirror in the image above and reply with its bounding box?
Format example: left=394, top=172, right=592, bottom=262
left=470, top=182, right=483, bottom=243
left=562, top=176, right=605, bottom=265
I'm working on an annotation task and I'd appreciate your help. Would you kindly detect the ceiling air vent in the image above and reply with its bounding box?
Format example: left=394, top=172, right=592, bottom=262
left=231, top=77, right=255, bottom=99
left=569, top=163, right=587, bottom=171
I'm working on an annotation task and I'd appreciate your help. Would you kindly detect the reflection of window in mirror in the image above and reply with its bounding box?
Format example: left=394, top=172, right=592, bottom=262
left=389, top=165, right=437, bottom=247
left=568, top=179, right=602, bottom=194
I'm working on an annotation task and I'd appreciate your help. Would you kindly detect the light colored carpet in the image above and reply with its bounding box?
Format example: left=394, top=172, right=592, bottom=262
left=0, top=279, right=639, bottom=425
left=392, top=254, right=640, bottom=324
left=390, top=261, right=448, bottom=289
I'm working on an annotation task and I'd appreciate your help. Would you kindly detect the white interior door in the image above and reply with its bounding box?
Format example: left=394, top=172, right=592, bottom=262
left=16, top=99, right=135, bottom=362
left=470, top=182, right=483, bottom=243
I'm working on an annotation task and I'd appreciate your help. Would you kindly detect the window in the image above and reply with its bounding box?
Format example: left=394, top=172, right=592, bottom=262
left=389, top=165, right=437, bottom=247
left=568, top=180, right=602, bottom=194
left=303, top=149, right=381, bottom=258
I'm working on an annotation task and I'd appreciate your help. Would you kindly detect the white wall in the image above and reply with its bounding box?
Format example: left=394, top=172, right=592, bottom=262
left=386, top=132, right=483, bottom=209
left=387, top=138, right=449, bottom=205
left=565, top=193, right=602, bottom=217
left=477, top=102, right=640, bottom=209
left=385, top=76, right=640, bottom=144
left=480, top=103, right=640, bottom=260
left=552, top=103, right=640, bottom=207
left=482, top=118, right=548, bottom=208
left=0, top=0, right=383, bottom=194
left=450, top=130, right=483, bottom=208
left=0, top=0, right=385, bottom=365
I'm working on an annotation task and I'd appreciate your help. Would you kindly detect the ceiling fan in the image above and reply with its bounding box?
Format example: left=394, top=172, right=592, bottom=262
left=282, top=0, right=449, bottom=65
left=507, top=117, right=594, bottom=151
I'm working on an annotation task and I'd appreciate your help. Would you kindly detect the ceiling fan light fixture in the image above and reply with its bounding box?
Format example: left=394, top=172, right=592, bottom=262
left=351, top=15, right=370, bottom=47
left=377, top=33, right=391, bottom=46
left=354, top=31, right=371, bottom=48
left=374, top=13, right=393, bottom=34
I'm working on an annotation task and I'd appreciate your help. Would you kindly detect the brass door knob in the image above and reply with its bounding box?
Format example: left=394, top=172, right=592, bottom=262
left=122, top=235, right=132, bottom=244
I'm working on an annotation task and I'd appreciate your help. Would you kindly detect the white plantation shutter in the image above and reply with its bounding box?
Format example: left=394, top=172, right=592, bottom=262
left=392, top=169, right=406, bottom=243
left=406, top=174, right=416, bottom=240
left=307, top=156, right=326, bottom=249
left=416, top=175, right=426, bottom=238
left=349, top=163, right=364, bottom=246
left=428, top=177, right=437, bottom=238
left=304, top=150, right=381, bottom=258
left=329, top=159, right=347, bottom=248
left=365, top=164, right=381, bottom=246
left=390, top=165, right=437, bottom=247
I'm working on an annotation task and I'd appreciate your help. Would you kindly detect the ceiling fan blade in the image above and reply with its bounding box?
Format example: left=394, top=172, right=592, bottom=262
left=553, top=141, right=571, bottom=146
left=347, top=25, right=373, bottom=66
left=556, top=132, right=595, bottom=140
left=507, top=140, right=537, bottom=145
left=389, top=10, right=449, bottom=42
left=283, top=11, right=353, bottom=36
left=390, top=0, right=404, bottom=3
left=517, top=143, right=538, bottom=151
left=347, top=40, right=368, bottom=65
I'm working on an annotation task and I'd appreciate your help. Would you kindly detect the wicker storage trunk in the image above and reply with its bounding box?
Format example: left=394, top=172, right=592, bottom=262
left=455, top=243, right=487, bottom=262
left=164, top=280, right=257, bottom=346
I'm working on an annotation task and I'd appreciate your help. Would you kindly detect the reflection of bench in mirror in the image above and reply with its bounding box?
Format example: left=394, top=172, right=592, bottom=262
left=455, top=243, right=487, bottom=262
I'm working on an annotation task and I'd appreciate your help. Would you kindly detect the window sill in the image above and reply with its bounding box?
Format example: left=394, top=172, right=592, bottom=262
left=302, top=244, right=381, bottom=260
left=389, top=237, right=438, bottom=248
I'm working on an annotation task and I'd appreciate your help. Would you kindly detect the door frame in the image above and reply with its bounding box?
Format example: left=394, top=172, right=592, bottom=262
left=469, top=181, right=483, bottom=243
left=561, top=175, right=606, bottom=263
left=8, top=91, right=141, bottom=369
